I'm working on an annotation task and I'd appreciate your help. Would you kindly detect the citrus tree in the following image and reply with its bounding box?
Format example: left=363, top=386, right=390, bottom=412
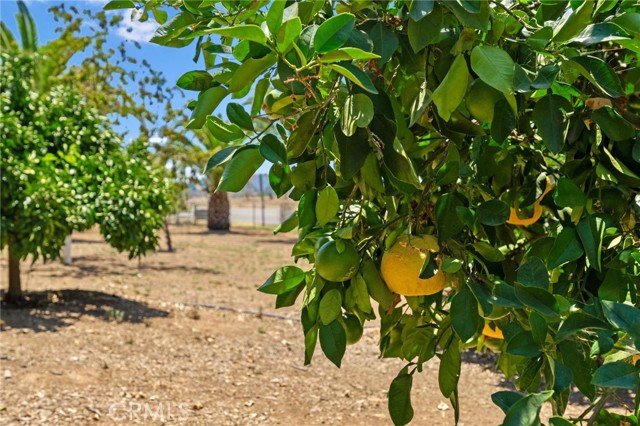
left=1, top=52, right=171, bottom=304
left=125, top=0, right=640, bottom=424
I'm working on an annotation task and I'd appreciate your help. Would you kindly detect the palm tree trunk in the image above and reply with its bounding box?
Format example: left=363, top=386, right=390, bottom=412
left=208, top=191, right=230, bottom=230
left=5, top=243, right=23, bottom=304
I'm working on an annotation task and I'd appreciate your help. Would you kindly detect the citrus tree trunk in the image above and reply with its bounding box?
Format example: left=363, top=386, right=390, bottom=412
left=208, top=191, right=230, bottom=231
left=163, top=218, right=174, bottom=252
left=6, top=244, right=23, bottom=304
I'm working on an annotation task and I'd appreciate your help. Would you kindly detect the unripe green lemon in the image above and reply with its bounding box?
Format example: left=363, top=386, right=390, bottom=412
left=315, top=240, right=359, bottom=282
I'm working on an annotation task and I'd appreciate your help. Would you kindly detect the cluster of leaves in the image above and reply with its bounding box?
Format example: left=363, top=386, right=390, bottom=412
left=128, top=0, right=640, bottom=424
left=0, top=52, right=171, bottom=263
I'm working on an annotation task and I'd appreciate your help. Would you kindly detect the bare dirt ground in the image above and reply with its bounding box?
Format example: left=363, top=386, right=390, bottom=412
left=0, top=226, right=634, bottom=425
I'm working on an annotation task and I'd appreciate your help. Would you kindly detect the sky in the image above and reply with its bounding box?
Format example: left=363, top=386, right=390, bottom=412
left=0, top=0, right=206, bottom=140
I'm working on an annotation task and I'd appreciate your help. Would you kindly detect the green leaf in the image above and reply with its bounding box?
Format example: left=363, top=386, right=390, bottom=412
left=330, top=63, right=378, bottom=94
left=368, top=22, right=399, bottom=64
left=408, top=5, right=443, bottom=53
left=319, top=47, right=380, bottom=63
left=274, top=210, right=298, bottom=234
left=514, top=283, right=558, bottom=317
left=150, top=8, right=167, bottom=25
left=251, top=77, right=270, bottom=116
left=388, top=371, right=414, bottom=426
left=226, top=103, right=254, bottom=131
left=492, top=98, right=517, bottom=143
left=346, top=273, right=373, bottom=314
left=316, top=186, right=339, bottom=226
left=176, top=70, right=214, bottom=91
left=601, top=301, right=640, bottom=341
left=276, top=17, right=302, bottom=52
left=572, top=23, right=630, bottom=45
left=187, top=86, right=227, bottom=129
left=503, top=390, right=554, bottom=426
left=507, top=331, right=542, bottom=357
left=556, top=312, right=611, bottom=341
left=362, top=260, right=394, bottom=310
left=432, top=54, right=469, bottom=122
left=559, top=341, right=596, bottom=399
left=319, top=289, right=342, bottom=325
left=104, top=0, right=135, bottom=10
left=206, top=116, right=245, bottom=142
left=435, top=193, right=466, bottom=241
left=591, top=362, right=639, bottom=389
left=571, top=56, right=624, bottom=98
left=203, top=146, right=238, bottom=173
left=529, top=311, right=547, bottom=346
left=314, top=13, right=355, bottom=53
left=341, top=94, right=374, bottom=136
left=527, top=27, right=553, bottom=51
left=554, top=178, right=586, bottom=208
left=291, top=161, right=316, bottom=192
left=259, top=266, right=306, bottom=294
left=517, top=257, right=549, bottom=289
left=408, top=0, right=435, bottom=21
left=550, top=417, right=576, bottom=426
left=476, top=199, right=510, bottom=226
left=470, top=45, right=515, bottom=93
left=547, top=227, right=584, bottom=269
left=229, top=54, right=277, bottom=93
left=576, top=216, right=604, bottom=271
left=206, top=25, right=268, bottom=45
left=266, top=0, right=286, bottom=36
left=304, top=325, right=318, bottom=365
left=592, top=106, right=636, bottom=141
left=288, top=111, right=316, bottom=158
left=451, top=287, right=481, bottom=342
left=552, top=0, right=594, bottom=43
left=319, top=320, right=347, bottom=367
left=150, top=11, right=196, bottom=46
left=599, top=268, right=629, bottom=302
left=217, top=146, right=264, bottom=192
left=335, top=126, right=370, bottom=180
left=473, top=242, right=505, bottom=263
left=492, top=391, right=524, bottom=414
left=532, top=94, right=572, bottom=154
left=439, top=338, right=461, bottom=398
left=276, top=284, right=305, bottom=308
left=260, top=134, right=287, bottom=164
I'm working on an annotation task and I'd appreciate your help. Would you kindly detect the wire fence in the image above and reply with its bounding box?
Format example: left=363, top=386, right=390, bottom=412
left=166, top=174, right=296, bottom=228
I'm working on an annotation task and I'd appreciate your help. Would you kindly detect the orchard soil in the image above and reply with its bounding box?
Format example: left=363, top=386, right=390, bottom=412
left=0, top=226, right=633, bottom=425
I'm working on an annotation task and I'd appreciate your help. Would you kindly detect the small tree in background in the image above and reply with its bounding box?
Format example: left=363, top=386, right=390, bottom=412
left=1, top=54, right=170, bottom=304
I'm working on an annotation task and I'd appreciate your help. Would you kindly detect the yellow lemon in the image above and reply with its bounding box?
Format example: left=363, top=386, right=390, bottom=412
left=507, top=176, right=554, bottom=226
left=380, top=235, right=446, bottom=296
left=482, top=323, right=504, bottom=339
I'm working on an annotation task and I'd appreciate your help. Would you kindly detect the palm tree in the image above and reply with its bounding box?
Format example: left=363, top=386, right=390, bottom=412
left=155, top=116, right=231, bottom=231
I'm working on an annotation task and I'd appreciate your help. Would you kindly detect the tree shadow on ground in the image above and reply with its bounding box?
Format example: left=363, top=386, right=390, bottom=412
left=0, top=289, right=169, bottom=333
left=37, top=255, right=222, bottom=279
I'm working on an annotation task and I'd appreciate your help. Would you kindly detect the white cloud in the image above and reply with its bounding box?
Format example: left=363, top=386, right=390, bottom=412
left=149, top=135, right=168, bottom=145
left=115, top=9, right=158, bottom=43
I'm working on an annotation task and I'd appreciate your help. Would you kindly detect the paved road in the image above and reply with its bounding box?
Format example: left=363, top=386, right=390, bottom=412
left=230, top=207, right=290, bottom=226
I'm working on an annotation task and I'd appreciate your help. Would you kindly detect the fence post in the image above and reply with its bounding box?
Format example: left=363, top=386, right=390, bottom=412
left=63, top=235, right=72, bottom=265
left=259, top=174, right=266, bottom=226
